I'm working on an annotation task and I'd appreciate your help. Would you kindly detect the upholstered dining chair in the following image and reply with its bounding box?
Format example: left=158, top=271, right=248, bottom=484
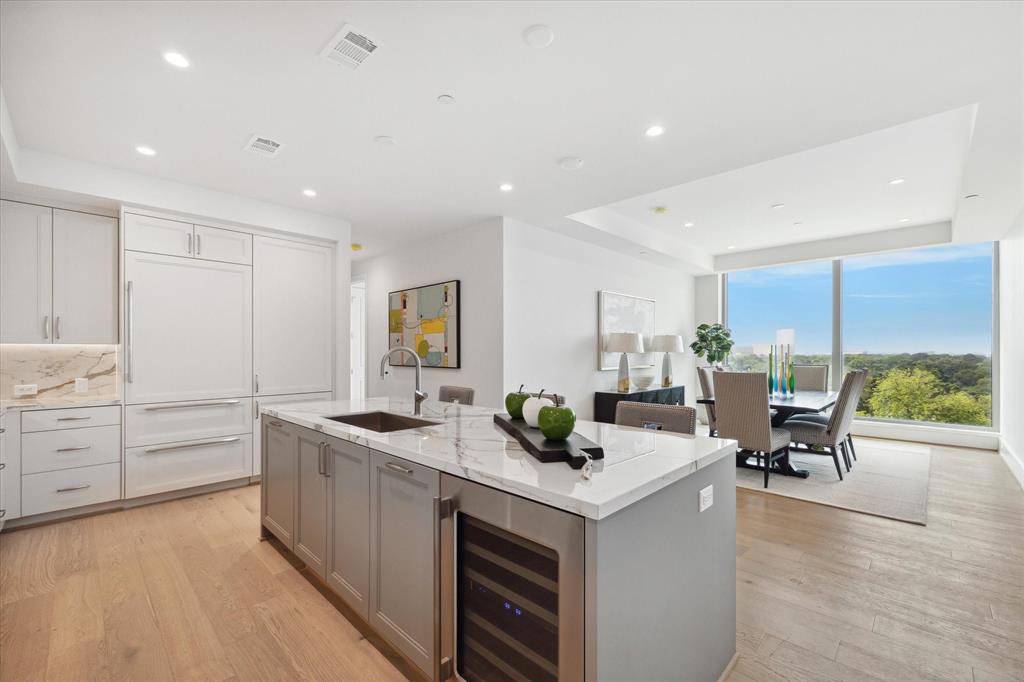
left=438, top=385, right=475, bottom=405
left=787, top=370, right=868, bottom=464
left=615, top=401, right=697, bottom=435
left=713, top=372, right=791, bottom=488
left=792, top=364, right=829, bottom=391
left=783, top=370, right=866, bottom=480
left=697, top=367, right=718, bottom=436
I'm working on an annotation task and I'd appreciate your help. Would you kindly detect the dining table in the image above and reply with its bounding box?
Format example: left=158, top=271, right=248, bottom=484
left=697, top=389, right=838, bottom=478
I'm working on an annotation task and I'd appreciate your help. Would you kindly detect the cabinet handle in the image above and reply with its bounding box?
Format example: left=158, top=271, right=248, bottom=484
left=54, top=316, right=61, bottom=340
left=187, top=233, right=193, bottom=255
left=56, top=484, right=91, bottom=493
left=56, top=445, right=91, bottom=452
left=195, top=233, right=201, bottom=255
left=143, top=436, right=240, bottom=454
left=0, top=510, right=6, bottom=518
left=143, top=399, right=241, bottom=411
left=323, top=444, right=330, bottom=478
left=384, top=461, right=414, bottom=475
left=254, top=374, right=259, bottom=393
left=254, top=400, right=259, bottom=421
left=125, top=281, right=134, bottom=383
left=57, top=416, right=91, bottom=421
left=0, top=462, right=6, bottom=470
left=268, top=420, right=283, bottom=428
left=43, top=315, right=50, bottom=339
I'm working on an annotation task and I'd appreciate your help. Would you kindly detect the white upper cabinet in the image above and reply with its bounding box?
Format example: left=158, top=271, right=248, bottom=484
left=125, top=251, right=252, bottom=404
left=254, top=237, right=334, bottom=395
left=0, top=201, right=52, bottom=343
left=124, top=213, right=193, bottom=257
left=194, top=224, right=252, bottom=265
left=52, top=209, right=118, bottom=344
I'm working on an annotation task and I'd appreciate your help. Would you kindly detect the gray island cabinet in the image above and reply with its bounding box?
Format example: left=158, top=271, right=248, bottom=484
left=260, top=399, right=737, bottom=682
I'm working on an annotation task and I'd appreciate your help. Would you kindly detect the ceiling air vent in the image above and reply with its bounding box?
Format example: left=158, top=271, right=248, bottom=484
left=244, top=135, right=283, bottom=158
left=321, top=24, right=378, bottom=70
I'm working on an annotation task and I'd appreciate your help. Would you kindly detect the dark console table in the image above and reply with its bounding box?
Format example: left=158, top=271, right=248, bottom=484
left=594, top=385, right=686, bottom=424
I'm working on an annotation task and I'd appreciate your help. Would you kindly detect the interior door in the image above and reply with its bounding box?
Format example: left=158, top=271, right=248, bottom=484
left=52, top=209, right=118, bottom=344
left=0, top=200, right=52, bottom=343
left=253, top=236, right=333, bottom=396
left=125, top=251, right=252, bottom=404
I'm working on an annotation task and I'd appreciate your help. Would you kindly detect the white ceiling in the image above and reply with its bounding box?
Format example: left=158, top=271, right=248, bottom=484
left=1, top=1, right=1020, bottom=262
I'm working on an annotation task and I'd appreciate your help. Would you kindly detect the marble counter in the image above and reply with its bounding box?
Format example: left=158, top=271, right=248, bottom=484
left=264, top=397, right=736, bottom=520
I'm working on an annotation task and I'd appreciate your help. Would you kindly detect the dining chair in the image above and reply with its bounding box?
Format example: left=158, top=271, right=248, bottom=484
left=783, top=370, right=866, bottom=480
left=697, top=367, right=718, bottom=436
left=787, top=370, right=868, bottom=464
left=438, top=385, right=475, bottom=405
left=792, top=364, right=829, bottom=391
left=615, top=401, right=696, bottom=435
left=713, top=372, right=791, bottom=488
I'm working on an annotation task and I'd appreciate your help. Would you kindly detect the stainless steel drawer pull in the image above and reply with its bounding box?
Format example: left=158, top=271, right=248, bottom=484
left=56, top=445, right=92, bottom=452
left=0, top=510, right=6, bottom=518
left=57, top=416, right=92, bottom=421
left=384, top=461, right=414, bottom=475
left=125, top=281, right=134, bottom=383
left=268, top=420, right=283, bottom=428
left=43, top=315, right=50, bottom=339
left=143, top=436, right=241, bottom=454
left=56, top=484, right=91, bottom=493
left=143, top=399, right=241, bottom=411
left=54, top=316, right=62, bottom=340
left=0, top=462, right=6, bottom=470
left=195, top=233, right=202, bottom=255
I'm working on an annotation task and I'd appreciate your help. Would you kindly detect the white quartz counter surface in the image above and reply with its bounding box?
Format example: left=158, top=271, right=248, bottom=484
left=263, top=397, right=736, bottom=520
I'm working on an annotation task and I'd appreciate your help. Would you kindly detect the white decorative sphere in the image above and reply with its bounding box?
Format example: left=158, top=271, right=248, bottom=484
left=522, top=395, right=554, bottom=428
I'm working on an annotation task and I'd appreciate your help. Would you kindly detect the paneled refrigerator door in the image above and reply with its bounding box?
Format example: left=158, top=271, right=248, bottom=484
left=124, top=251, right=252, bottom=404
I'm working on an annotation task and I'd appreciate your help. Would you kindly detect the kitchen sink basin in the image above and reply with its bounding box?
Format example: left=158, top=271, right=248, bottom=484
left=325, top=411, right=439, bottom=433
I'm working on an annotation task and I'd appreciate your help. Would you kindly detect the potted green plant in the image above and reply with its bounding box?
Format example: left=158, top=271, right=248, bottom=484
left=690, top=323, right=735, bottom=368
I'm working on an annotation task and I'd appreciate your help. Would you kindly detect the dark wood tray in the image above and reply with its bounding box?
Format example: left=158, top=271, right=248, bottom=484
left=493, top=413, right=604, bottom=469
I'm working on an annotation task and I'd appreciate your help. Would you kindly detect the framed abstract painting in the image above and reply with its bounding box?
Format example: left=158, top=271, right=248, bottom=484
left=598, top=290, right=655, bottom=370
left=388, top=280, right=461, bottom=368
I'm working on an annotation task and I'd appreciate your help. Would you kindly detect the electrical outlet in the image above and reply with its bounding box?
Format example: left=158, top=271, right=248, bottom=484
left=14, top=383, right=38, bottom=397
left=699, top=484, right=714, bottom=512
left=75, top=378, right=89, bottom=393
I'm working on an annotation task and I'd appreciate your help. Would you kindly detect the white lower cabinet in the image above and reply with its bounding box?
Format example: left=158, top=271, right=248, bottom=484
left=22, top=425, right=121, bottom=474
left=22, top=463, right=121, bottom=516
left=125, top=398, right=252, bottom=447
left=125, top=434, right=252, bottom=498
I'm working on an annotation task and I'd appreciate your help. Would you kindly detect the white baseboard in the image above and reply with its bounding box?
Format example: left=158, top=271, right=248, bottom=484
left=1000, top=440, right=1024, bottom=491
left=851, top=419, right=998, bottom=450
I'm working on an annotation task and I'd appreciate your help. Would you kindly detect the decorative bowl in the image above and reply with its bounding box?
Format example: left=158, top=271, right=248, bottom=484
left=632, top=376, right=655, bottom=389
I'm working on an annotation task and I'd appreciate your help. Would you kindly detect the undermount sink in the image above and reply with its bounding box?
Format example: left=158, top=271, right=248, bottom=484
left=325, top=411, right=439, bottom=433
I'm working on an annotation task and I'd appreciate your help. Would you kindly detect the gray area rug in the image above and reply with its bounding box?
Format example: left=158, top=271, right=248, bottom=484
left=735, top=437, right=931, bottom=525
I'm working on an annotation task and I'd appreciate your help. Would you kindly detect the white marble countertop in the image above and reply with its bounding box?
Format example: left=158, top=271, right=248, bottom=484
left=0, top=396, right=122, bottom=417
left=263, top=397, right=736, bottom=520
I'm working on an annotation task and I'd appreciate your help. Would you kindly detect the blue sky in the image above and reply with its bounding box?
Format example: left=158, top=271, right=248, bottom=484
left=727, top=242, right=994, bottom=355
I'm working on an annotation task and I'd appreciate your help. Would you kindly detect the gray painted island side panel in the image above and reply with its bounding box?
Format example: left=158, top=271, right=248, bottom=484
left=587, top=454, right=736, bottom=682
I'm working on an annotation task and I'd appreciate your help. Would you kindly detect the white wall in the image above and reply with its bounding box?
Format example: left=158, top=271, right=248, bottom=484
left=999, top=215, right=1024, bottom=488
left=502, top=218, right=696, bottom=421
left=353, top=219, right=504, bottom=408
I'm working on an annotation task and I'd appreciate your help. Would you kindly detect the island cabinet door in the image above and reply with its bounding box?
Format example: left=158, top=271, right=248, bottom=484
left=294, top=427, right=329, bottom=578
left=369, top=450, right=440, bottom=678
left=326, top=435, right=370, bottom=620
left=260, top=418, right=296, bottom=548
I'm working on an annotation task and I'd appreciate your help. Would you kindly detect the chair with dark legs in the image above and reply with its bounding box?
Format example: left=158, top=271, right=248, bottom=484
left=615, top=401, right=697, bottom=435
left=713, top=372, right=791, bottom=488
left=783, top=370, right=866, bottom=480
left=697, top=367, right=718, bottom=436
left=787, top=369, right=868, bottom=465
left=438, top=385, right=475, bottom=405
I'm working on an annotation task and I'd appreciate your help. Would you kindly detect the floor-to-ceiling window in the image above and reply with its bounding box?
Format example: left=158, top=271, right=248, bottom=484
left=725, top=242, right=995, bottom=428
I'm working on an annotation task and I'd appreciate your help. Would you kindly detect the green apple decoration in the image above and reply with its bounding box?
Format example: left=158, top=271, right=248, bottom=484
left=539, top=397, right=575, bottom=440
left=505, top=384, right=531, bottom=419
left=522, top=389, right=554, bottom=428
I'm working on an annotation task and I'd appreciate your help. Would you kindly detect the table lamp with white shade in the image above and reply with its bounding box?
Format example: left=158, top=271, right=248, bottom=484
left=650, top=334, right=685, bottom=387
left=605, top=332, right=644, bottom=392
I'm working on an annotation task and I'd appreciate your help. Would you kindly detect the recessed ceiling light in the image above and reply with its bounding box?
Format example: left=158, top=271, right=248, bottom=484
left=771, top=203, right=785, bottom=209
left=684, top=222, right=695, bottom=228
left=792, top=222, right=803, bottom=227
left=499, top=183, right=514, bottom=192
left=727, top=245, right=736, bottom=250
left=964, top=193, right=980, bottom=199
left=645, top=125, right=665, bottom=137
left=163, top=52, right=190, bottom=68
left=899, top=218, right=910, bottom=223
left=437, top=94, right=455, bottom=104
left=135, top=145, right=156, bottom=156
left=522, top=24, right=555, bottom=48
left=374, top=135, right=396, bottom=145
left=889, top=178, right=905, bottom=185
left=558, top=156, right=583, bottom=171
left=302, top=189, right=317, bottom=197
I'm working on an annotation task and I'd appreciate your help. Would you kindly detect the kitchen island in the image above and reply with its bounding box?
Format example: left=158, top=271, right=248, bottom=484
left=261, top=397, right=737, bottom=682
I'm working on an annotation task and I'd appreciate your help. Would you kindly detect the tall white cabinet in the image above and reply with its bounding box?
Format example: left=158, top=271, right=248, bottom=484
left=0, top=200, right=118, bottom=344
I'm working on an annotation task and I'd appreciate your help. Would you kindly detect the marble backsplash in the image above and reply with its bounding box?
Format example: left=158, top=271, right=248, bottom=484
left=0, top=344, right=120, bottom=401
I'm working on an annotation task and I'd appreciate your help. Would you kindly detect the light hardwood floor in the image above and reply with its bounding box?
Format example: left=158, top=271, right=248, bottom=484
left=1, top=439, right=1021, bottom=682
